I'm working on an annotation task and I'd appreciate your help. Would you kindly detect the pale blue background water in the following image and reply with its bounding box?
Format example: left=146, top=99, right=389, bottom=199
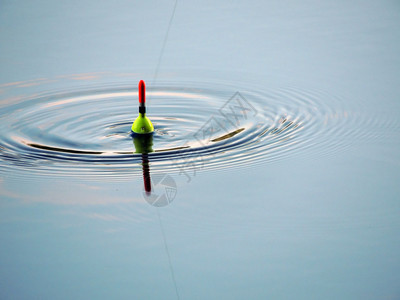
left=1, top=1, right=400, bottom=299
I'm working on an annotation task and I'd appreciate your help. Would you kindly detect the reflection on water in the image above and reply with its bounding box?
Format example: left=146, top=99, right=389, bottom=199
left=132, top=133, right=153, bottom=194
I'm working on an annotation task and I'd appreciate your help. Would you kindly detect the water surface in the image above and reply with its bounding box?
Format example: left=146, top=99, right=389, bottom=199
left=1, top=1, right=400, bottom=299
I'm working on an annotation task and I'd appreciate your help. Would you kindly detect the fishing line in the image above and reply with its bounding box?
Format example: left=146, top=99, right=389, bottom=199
left=151, top=0, right=178, bottom=88
left=157, top=209, right=180, bottom=300
left=151, top=2, right=180, bottom=299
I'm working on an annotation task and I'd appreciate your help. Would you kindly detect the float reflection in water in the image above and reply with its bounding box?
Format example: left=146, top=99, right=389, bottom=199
left=132, top=130, right=154, bottom=195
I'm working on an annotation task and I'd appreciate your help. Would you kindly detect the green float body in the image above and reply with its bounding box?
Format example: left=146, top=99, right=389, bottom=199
left=131, top=113, right=154, bottom=134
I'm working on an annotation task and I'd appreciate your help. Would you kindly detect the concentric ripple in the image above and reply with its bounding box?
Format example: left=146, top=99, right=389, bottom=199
left=0, top=81, right=359, bottom=180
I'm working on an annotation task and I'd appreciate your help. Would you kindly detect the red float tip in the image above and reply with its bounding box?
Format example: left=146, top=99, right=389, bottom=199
left=139, top=80, right=145, bottom=104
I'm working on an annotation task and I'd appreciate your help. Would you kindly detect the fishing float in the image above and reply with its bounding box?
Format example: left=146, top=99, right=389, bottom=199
left=131, top=80, right=154, bottom=194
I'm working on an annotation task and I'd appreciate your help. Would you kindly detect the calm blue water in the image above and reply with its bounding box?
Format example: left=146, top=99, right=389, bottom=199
left=1, top=1, right=400, bottom=299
